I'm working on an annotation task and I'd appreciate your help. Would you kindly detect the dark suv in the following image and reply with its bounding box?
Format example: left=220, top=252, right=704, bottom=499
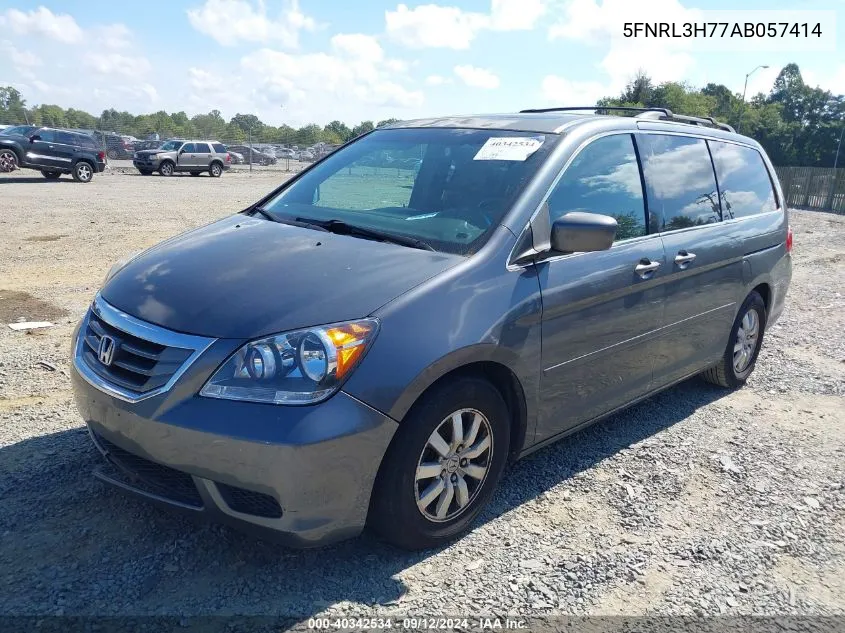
left=0, top=127, right=106, bottom=182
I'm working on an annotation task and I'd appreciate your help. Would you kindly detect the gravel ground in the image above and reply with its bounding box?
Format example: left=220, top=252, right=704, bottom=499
left=0, top=168, right=843, bottom=623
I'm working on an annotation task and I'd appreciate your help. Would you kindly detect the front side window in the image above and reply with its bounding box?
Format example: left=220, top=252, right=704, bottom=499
left=638, top=134, right=721, bottom=232
left=263, top=128, right=561, bottom=255
left=708, top=141, right=778, bottom=219
left=158, top=140, right=182, bottom=151
left=36, top=129, right=57, bottom=143
left=181, top=143, right=196, bottom=153
left=546, top=134, right=646, bottom=242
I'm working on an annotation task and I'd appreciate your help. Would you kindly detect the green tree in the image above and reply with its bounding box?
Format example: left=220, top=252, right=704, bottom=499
left=350, top=120, right=375, bottom=138
left=0, top=86, right=28, bottom=124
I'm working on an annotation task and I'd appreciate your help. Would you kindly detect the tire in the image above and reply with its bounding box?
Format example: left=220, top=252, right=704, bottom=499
left=703, top=291, right=767, bottom=388
left=209, top=162, right=223, bottom=177
left=71, top=161, right=94, bottom=183
left=159, top=161, right=175, bottom=176
left=369, top=376, right=510, bottom=550
left=106, top=149, right=119, bottom=160
left=41, top=170, right=61, bottom=179
left=190, top=171, right=201, bottom=177
left=0, top=148, right=19, bottom=172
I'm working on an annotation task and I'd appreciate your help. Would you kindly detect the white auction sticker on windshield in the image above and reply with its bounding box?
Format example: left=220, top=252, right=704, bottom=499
left=474, top=136, right=545, bottom=161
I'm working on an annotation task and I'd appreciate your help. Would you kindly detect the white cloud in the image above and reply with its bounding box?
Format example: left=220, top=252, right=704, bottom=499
left=489, top=0, right=546, bottom=30
left=92, top=23, right=133, bottom=50
left=454, top=65, right=500, bottom=89
left=548, top=0, right=698, bottom=98
left=541, top=75, right=608, bottom=106
left=84, top=53, right=152, bottom=79
left=238, top=47, right=424, bottom=124
left=385, top=0, right=545, bottom=49
left=0, top=40, right=42, bottom=70
left=330, top=33, right=384, bottom=62
left=187, top=0, right=315, bottom=48
left=425, top=74, right=450, bottom=86
left=0, top=6, right=84, bottom=44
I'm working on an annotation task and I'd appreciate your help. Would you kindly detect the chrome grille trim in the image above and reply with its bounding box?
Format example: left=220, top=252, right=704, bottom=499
left=73, top=293, right=216, bottom=403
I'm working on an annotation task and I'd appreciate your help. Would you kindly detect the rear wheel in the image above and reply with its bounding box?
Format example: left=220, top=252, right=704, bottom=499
left=0, top=149, right=18, bottom=172
left=703, top=291, right=767, bottom=388
left=369, top=376, right=510, bottom=550
left=159, top=161, right=174, bottom=176
left=71, top=161, right=94, bottom=183
left=209, top=162, right=223, bottom=177
left=41, top=170, right=61, bottom=179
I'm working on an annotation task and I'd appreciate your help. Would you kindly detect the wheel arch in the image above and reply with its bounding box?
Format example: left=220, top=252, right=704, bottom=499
left=388, top=348, right=530, bottom=460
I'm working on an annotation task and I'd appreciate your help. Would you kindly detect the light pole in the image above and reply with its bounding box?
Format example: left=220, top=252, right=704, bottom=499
left=738, top=64, right=769, bottom=133
left=834, top=124, right=844, bottom=170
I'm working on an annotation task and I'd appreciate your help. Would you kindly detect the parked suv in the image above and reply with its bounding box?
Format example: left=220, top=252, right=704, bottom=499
left=133, top=139, right=231, bottom=176
left=0, top=127, right=106, bottom=181
left=72, top=107, right=791, bottom=549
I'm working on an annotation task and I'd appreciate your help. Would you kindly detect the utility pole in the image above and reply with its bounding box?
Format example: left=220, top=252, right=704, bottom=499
left=827, top=125, right=844, bottom=211
left=738, top=64, right=769, bottom=134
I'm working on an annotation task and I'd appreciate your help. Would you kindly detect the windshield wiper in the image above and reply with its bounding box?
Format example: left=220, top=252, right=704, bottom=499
left=295, top=217, right=435, bottom=251
left=249, top=207, right=330, bottom=232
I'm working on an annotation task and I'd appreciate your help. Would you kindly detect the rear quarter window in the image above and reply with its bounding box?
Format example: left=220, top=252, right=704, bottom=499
left=212, top=143, right=226, bottom=153
left=708, top=141, right=778, bottom=219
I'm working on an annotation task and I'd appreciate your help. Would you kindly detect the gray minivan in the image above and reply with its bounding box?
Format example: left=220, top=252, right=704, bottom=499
left=71, top=107, right=792, bottom=550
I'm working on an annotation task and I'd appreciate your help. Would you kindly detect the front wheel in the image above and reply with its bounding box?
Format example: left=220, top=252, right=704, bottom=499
left=71, top=161, right=94, bottom=183
left=41, top=170, right=61, bottom=179
left=159, top=161, right=174, bottom=176
left=0, top=149, right=19, bottom=172
left=369, top=377, right=510, bottom=550
left=703, top=291, right=767, bottom=388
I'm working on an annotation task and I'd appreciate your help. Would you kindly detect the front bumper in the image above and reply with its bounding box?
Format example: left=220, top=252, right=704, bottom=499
left=70, top=305, right=398, bottom=547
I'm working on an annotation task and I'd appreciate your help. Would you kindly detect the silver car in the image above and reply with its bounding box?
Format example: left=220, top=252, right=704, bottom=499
left=133, top=139, right=231, bottom=177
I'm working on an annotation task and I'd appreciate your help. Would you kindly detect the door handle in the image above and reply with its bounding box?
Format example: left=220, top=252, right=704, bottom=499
left=674, top=251, right=697, bottom=268
left=634, top=259, right=661, bottom=278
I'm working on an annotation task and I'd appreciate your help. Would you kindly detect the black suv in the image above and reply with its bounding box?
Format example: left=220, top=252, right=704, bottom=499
left=0, top=127, right=106, bottom=182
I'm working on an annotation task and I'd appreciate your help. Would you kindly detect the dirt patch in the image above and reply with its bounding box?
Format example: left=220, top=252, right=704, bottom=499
left=0, top=290, right=68, bottom=324
left=24, top=235, right=68, bottom=242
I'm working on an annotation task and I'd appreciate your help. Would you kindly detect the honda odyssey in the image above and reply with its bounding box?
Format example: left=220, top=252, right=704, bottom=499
left=71, top=107, right=792, bottom=549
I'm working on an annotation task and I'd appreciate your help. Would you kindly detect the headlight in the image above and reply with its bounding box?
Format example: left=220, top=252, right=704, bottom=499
left=200, top=319, right=379, bottom=405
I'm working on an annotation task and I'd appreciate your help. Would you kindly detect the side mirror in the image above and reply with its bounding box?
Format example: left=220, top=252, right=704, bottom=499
left=550, top=212, right=617, bottom=253
left=29, top=134, right=41, bottom=142
left=179, top=148, right=186, bottom=155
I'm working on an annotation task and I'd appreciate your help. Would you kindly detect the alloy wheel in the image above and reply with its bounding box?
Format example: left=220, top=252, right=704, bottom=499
left=76, top=163, right=92, bottom=182
left=733, top=308, right=760, bottom=373
left=414, top=408, right=493, bottom=522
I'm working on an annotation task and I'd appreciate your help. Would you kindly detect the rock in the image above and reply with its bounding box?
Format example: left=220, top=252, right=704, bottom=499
left=803, top=497, right=820, bottom=509
left=520, top=559, right=542, bottom=571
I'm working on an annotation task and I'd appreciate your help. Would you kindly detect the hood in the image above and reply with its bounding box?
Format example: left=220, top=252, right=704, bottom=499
left=100, top=215, right=461, bottom=339
left=135, top=149, right=163, bottom=156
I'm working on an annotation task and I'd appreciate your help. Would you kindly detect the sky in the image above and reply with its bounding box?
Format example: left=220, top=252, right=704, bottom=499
left=0, top=0, right=843, bottom=127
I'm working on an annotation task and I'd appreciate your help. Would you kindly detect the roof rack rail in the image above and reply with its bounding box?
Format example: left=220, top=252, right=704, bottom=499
left=519, top=105, right=736, bottom=134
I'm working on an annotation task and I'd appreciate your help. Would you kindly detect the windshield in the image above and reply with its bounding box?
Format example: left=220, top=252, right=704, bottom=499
left=262, top=128, right=560, bottom=255
left=158, top=140, right=182, bottom=151
left=1, top=125, right=36, bottom=136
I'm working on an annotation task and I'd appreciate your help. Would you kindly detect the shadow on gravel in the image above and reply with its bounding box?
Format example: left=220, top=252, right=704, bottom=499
left=0, top=378, right=727, bottom=619
left=0, top=176, right=77, bottom=184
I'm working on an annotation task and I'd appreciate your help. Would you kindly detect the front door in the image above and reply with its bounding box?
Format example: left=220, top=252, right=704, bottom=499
left=536, top=133, right=666, bottom=443
left=177, top=142, right=197, bottom=170
left=27, top=129, right=69, bottom=171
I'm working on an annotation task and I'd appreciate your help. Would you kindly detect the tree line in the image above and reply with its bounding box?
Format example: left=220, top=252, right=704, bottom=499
left=1, top=63, right=843, bottom=164
left=0, top=88, right=397, bottom=146
left=597, top=63, right=844, bottom=168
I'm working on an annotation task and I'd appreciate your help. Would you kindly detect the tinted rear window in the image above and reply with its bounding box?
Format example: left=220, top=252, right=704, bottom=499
left=212, top=143, right=226, bottom=153
left=638, top=134, right=721, bottom=232
left=195, top=143, right=211, bottom=153
left=708, top=141, right=778, bottom=219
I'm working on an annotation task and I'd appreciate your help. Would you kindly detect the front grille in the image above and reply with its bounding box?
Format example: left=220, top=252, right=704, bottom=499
left=96, top=434, right=203, bottom=508
left=81, top=311, right=193, bottom=394
left=216, top=482, right=283, bottom=518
